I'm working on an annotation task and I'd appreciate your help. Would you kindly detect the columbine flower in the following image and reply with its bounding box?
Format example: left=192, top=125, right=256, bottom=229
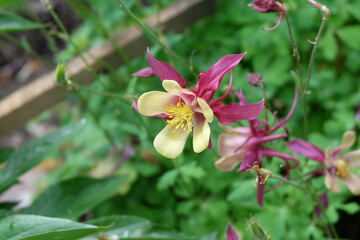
left=287, top=131, right=360, bottom=194
left=135, top=50, right=264, bottom=159
left=215, top=91, right=299, bottom=206
left=226, top=225, right=239, bottom=240
left=248, top=0, right=285, bottom=30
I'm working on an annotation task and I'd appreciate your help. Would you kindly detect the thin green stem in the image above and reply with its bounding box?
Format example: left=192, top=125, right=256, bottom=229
left=284, top=13, right=303, bottom=91
left=1, top=33, right=53, bottom=68
left=116, top=0, right=196, bottom=78
left=284, top=13, right=308, bottom=139
left=305, top=18, right=327, bottom=94
left=42, top=0, right=115, bottom=73
left=270, top=175, right=306, bottom=190
left=69, top=81, right=128, bottom=102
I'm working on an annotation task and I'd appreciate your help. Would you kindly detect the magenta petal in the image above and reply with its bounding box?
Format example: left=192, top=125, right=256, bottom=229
left=257, top=177, right=265, bottom=207
left=196, top=53, right=246, bottom=97
left=286, top=139, right=325, bottom=163
left=239, top=150, right=260, bottom=172
left=226, top=225, right=239, bottom=240
left=147, top=49, right=186, bottom=88
left=261, top=147, right=300, bottom=169
left=212, top=100, right=264, bottom=124
left=132, top=67, right=155, bottom=77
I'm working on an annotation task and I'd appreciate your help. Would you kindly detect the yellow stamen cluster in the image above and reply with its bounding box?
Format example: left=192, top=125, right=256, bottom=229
left=335, top=159, right=350, bottom=178
left=164, top=101, right=194, bottom=133
left=252, top=163, right=273, bottom=185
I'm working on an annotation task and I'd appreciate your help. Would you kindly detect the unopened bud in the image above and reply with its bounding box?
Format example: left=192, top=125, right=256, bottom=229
left=54, top=63, right=67, bottom=85
left=247, top=217, right=271, bottom=240
left=248, top=73, right=264, bottom=87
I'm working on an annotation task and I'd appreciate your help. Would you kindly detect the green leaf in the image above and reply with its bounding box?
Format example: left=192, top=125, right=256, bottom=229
left=338, top=202, right=360, bottom=215
left=157, top=169, right=178, bottom=190
left=0, top=214, right=108, bottom=240
left=24, top=175, right=128, bottom=219
left=0, top=11, right=46, bottom=32
left=337, top=25, right=360, bottom=50
left=0, top=120, right=86, bottom=192
left=0, top=147, right=13, bottom=164
left=83, top=215, right=190, bottom=240
left=87, top=215, right=151, bottom=237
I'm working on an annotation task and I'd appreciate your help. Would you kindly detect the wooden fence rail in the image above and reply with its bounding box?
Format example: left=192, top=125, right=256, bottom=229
left=0, top=0, right=216, bottom=136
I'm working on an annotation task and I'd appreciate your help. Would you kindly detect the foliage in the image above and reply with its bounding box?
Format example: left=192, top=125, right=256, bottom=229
left=1, top=0, right=360, bottom=239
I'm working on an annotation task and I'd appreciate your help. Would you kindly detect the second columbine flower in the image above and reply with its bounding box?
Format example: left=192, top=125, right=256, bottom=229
left=136, top=50, right=264, bottom=159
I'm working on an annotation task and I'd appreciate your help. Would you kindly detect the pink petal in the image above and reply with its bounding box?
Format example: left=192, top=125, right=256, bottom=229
left=226, top=225, right=239, bottom=240
left=286, top=139, right=325, bottom=163
left=218, top=134, right=249, bottom=157
left=196, top=53, right=246, bottom=98
left=147, top=49, right=186, bottom=88
left=212, top=100, right=264, bottom=124
left=132, top=67, right=155, bottom=77
left=263, top=11, right=285, bottom=31
left=270, top=86, right=298, bottom=133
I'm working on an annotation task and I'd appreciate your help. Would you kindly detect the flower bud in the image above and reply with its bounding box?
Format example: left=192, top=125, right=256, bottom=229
left=54, top=63, right=67, bottom=86
left=247, top=217, right=271, bottom=240
left=248, top=73, right=264, bottom=87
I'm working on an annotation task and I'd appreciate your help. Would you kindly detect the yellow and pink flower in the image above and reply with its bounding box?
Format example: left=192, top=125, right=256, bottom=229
left=134, top=50, right=264, bottom=159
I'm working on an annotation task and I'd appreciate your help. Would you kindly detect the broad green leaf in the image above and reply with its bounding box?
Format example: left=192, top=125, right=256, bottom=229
left=0, top=214, right=108, bottom=240
left=0, top=120, right=86, bottom=192
left=0, top=0, right=25, bottom=8
left=0, top=147, right=13, bottom=164
left=87, top=215, right=151, bottom=237
left=24, top=175, right=128, bottom=219
left=0, top=11, right=45, bottom=32
left=84, top=216, right=190, bottom=240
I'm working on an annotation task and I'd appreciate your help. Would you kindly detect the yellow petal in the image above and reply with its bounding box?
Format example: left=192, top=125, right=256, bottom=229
left=193, top=114, right=210, bottom=153
left=138, top=91, right=174, bottom=116
left=162, top=80, right=195, bottom=96
left=341, top=173, right=360, bottom=195
left=154, top=126, right=189, bottom=159
left=339, top=131, right=356, bottom=151
left=325, top=172, right=341, bottom=193
left=197, top=98, right=214, bottom=123
left=215, top=153, right=245, bottom=172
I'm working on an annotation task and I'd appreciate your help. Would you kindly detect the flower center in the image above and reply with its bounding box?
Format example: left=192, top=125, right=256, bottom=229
left=335, top=159, right=350, bottom=178
left=164, top=100, right=194, bottom=133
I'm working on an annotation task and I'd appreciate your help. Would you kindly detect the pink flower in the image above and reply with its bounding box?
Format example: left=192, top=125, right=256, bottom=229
left=216, top=91, right=299, bottom=206
left=135, top=50, right=264, bottom=159
left=287, top=131, right=360, bottom=195
left=248, top=0, right=285, bottom=30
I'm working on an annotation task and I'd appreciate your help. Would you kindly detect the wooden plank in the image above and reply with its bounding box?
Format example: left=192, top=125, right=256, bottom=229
left=0, top=0, right=216, bottom=136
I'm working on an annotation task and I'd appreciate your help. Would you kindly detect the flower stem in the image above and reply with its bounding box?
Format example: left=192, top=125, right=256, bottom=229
left=67, top=81, right=127, bottom=102
left=284, top=14, right=303, bottom=91
left=42, top=0, right=115, bottom=73
left=284, top=14, right=308, bottom=138
left=271, top=175, right=305, bottom=190
left=304, top=18, right=327, bottom=94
